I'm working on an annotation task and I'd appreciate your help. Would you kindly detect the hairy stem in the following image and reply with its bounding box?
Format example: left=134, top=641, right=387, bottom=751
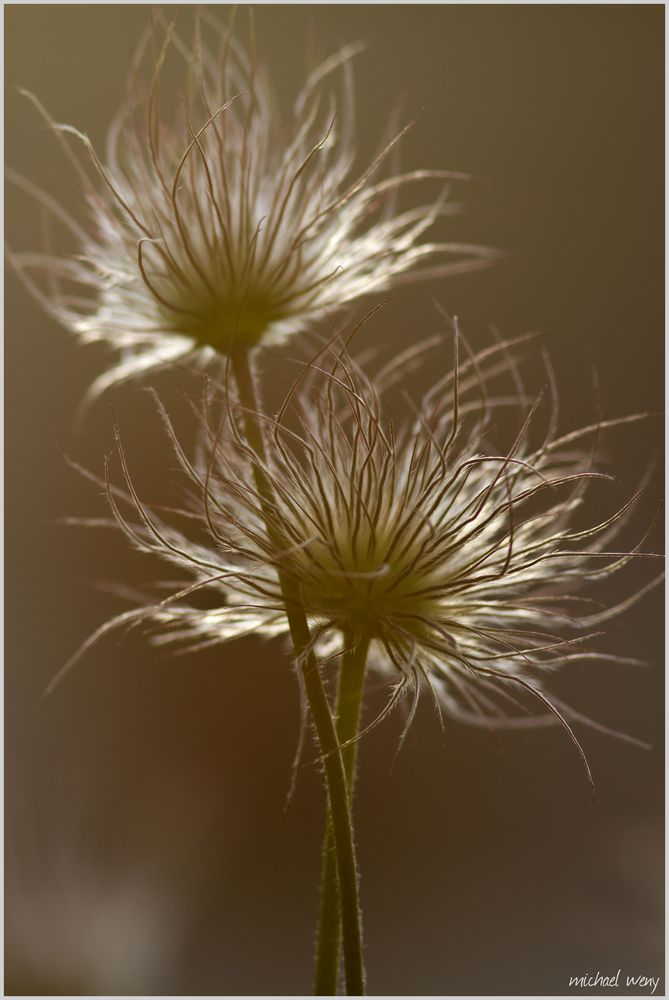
left=314, top=635, right=370, bottom=996
left=230, top=346, right=366, bottom=996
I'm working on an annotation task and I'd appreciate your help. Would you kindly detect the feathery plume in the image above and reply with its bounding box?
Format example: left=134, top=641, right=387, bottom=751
left=55, top=327, right=661, bottom=792
left=9, top=11, right=499, bottom=405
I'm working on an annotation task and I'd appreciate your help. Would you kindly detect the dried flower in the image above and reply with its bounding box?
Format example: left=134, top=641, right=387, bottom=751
left=59, top=327, right=660, bottom=791
left=9, top=12, right=498, bottom=404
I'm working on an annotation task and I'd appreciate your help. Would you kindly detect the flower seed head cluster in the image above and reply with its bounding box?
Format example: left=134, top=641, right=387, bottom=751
left=89, top=330, right=658, bottom=752
left=10, top=12, right=497, bottom=401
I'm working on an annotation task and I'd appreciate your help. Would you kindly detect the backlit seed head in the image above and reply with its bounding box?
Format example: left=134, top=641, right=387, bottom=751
left=61, top=326, right=660, bottom=789
left=9, top=11, right=499, bottom=405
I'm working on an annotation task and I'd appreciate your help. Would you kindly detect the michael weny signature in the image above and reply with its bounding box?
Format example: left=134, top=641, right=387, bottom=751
left=569, top=970, right=660, bottom=995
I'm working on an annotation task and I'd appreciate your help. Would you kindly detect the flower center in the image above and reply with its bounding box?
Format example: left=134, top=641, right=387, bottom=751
left=172, top=285, right=285, bottom=353
left=294, top=521, right=443, bottom=637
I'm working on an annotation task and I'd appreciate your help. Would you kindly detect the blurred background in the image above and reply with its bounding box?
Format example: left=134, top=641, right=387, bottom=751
left=5, top=4, right=664, bottom=996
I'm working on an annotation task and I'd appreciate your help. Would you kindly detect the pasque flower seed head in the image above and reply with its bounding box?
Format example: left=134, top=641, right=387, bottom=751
left=9, top=12, right=499, bottom=405
left=58, top=326, right=661, bottom=792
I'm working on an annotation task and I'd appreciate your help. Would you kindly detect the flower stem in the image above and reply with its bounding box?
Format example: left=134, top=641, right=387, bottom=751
left=229, top=346, right=366, bottom=996
left=314, top=635, right=370, bottom=996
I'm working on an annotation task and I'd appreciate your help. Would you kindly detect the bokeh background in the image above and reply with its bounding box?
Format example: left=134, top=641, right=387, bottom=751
left=5, top=4, right=664, bottom=996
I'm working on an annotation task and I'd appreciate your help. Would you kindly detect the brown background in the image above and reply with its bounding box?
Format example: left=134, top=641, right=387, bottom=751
left=5, top=4, right=664, bottom=996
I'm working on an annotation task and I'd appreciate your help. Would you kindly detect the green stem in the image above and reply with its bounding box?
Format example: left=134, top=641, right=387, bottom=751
left=314, top=636, right=370, bottom=996
left=229, top=347, right=366, bottom=996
